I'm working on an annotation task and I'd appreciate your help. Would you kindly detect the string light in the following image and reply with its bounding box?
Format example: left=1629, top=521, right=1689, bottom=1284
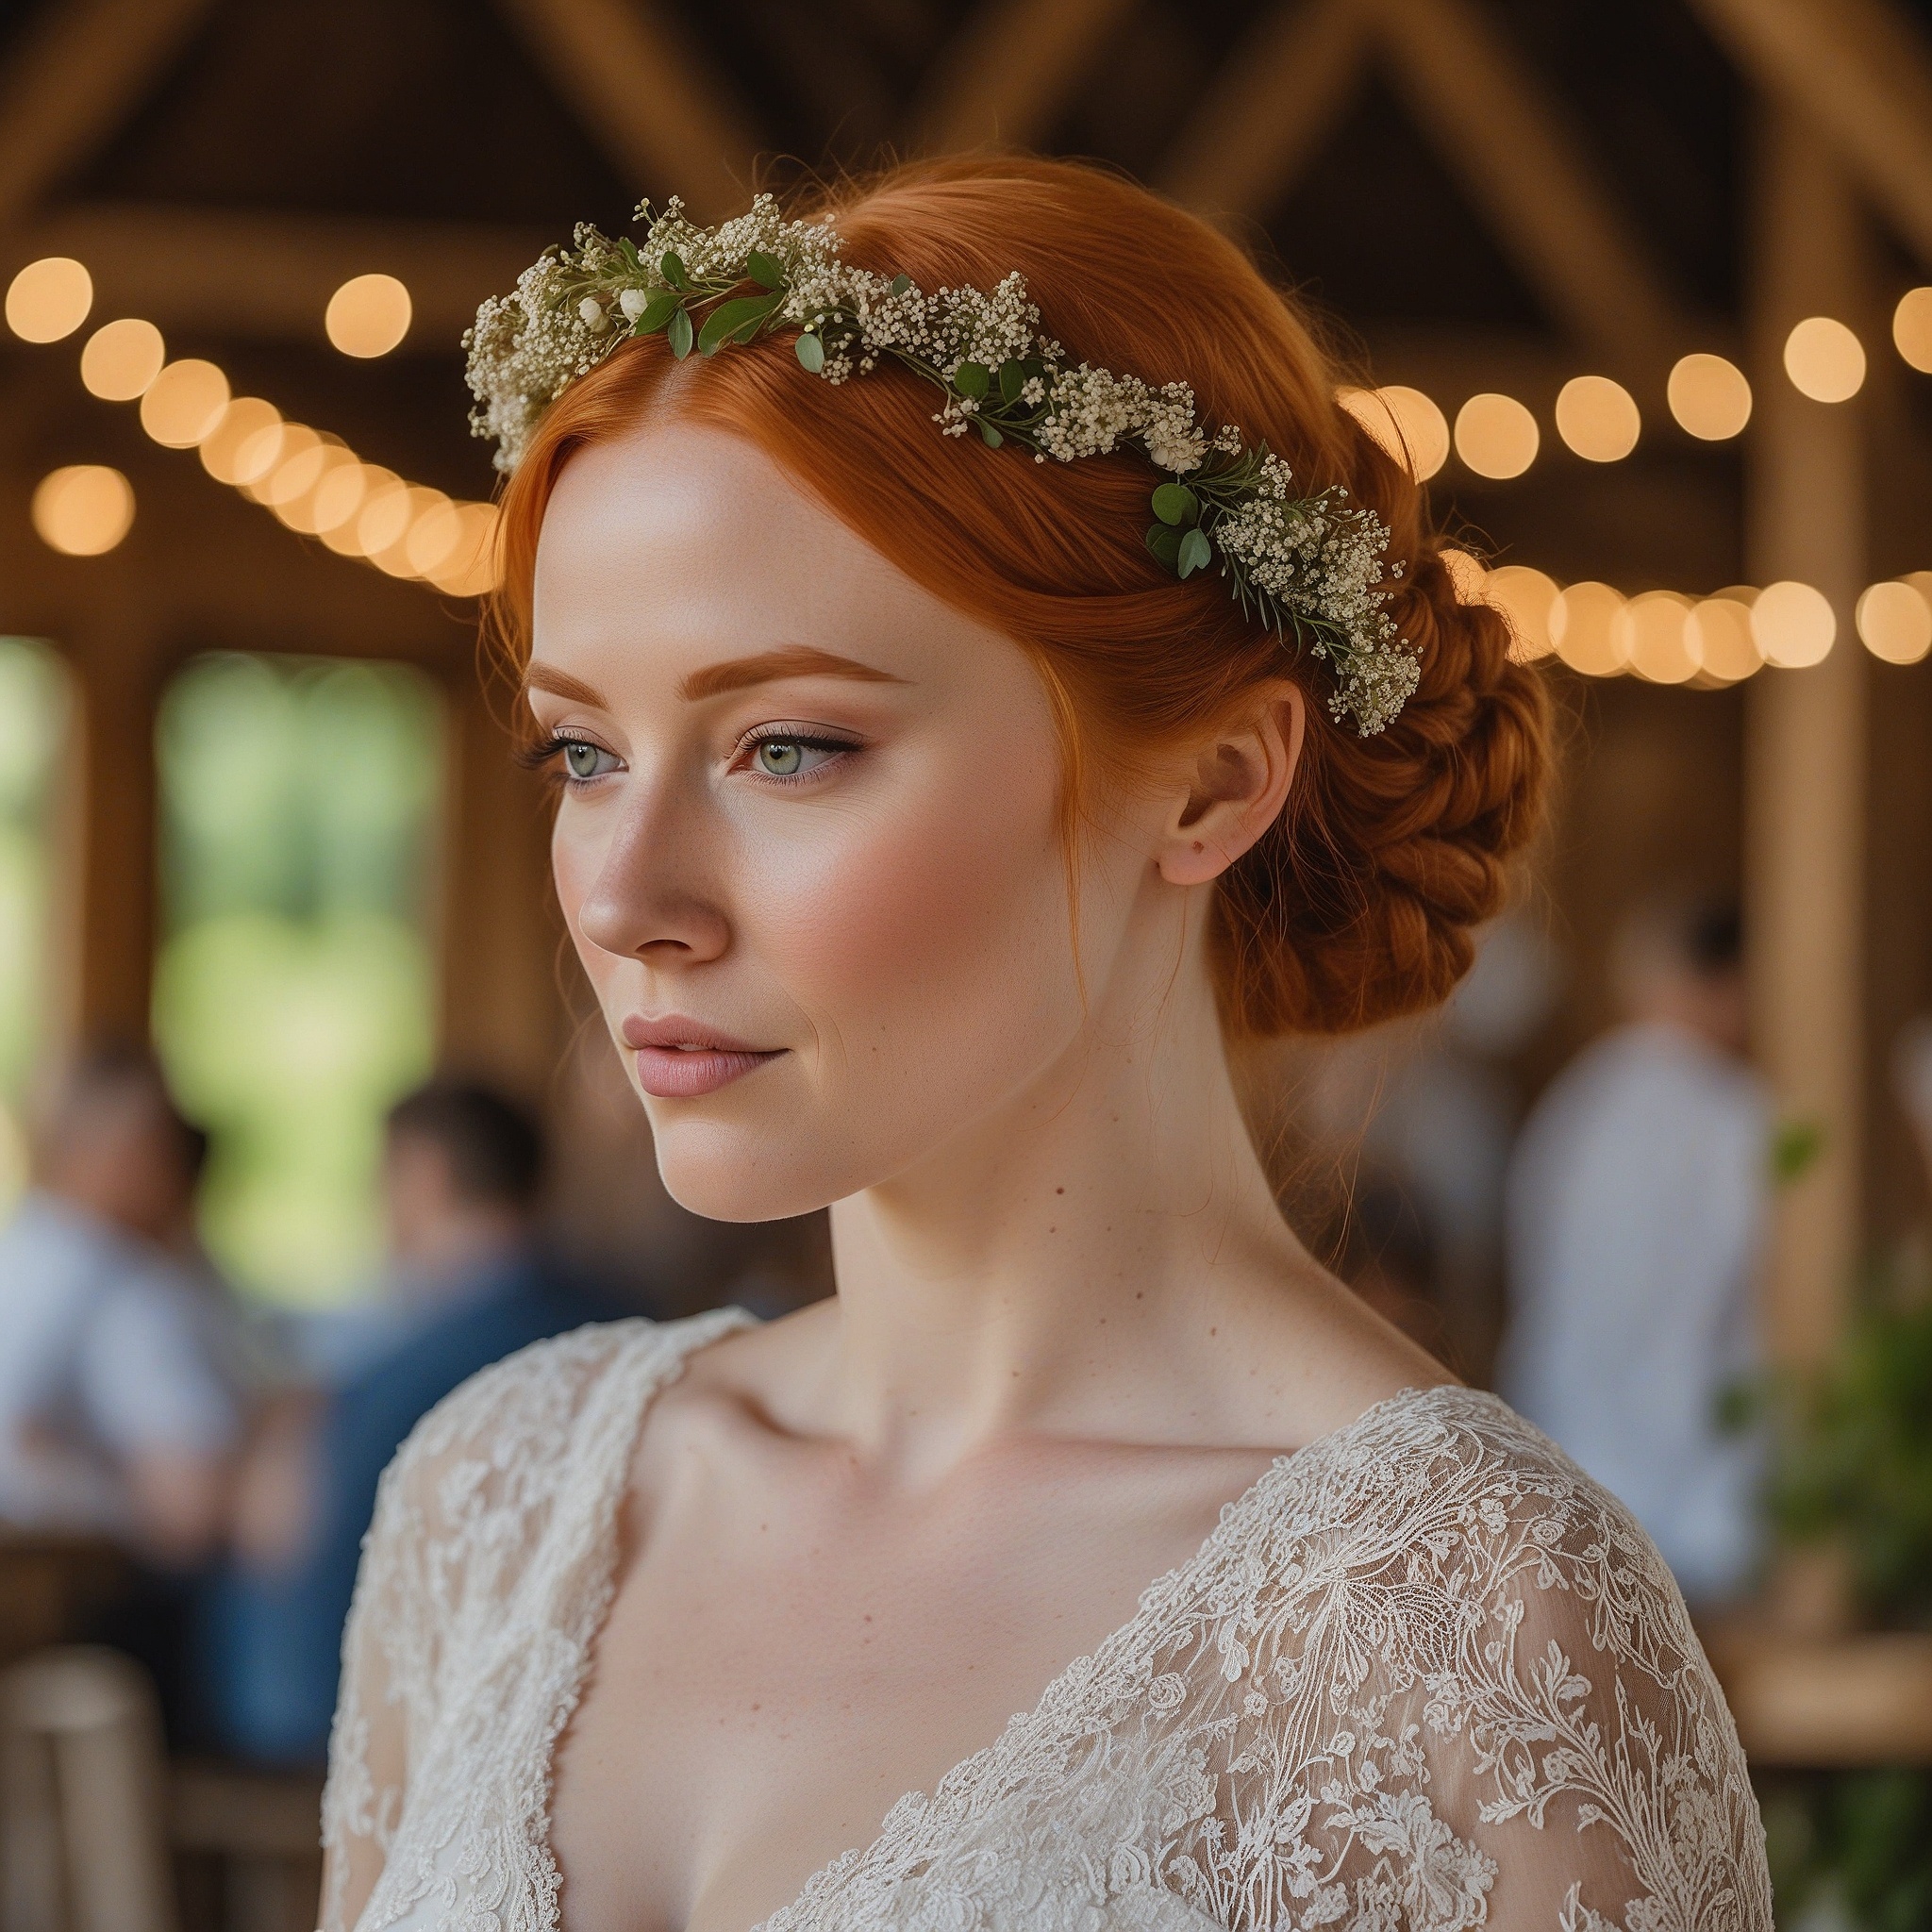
left=1856, top=579, right=1932, bottom=664
left=1338, top=385, right=1450, bottom=480
left=325, top=274, right=412, bottom=358
left=1891, top=289, right=1932, bottom=375
left=1753, top=579, right=1836, bottom=666
left=1554, top=375, right=1641, bottom=462
left=1483, top=565, right=1559, bottom=661
left=1784, top=317, right=1865, bottom=403
left=1666, top=354, right=1753, bottom=440
left=1617, top=591, right=1697, bottom=683
left=1549, top=581, right=1626, bottom=675
left=79, top=318, right=165, bottom=401
left=1687, top=593, right=1762, bottom=682
left=31, top=465, right=134, bottom=555
left=140, top=358, right=231, bottom=447
left=1454, top=393, right=1539, bottom=479
left=199, top=399, right=282, bottom=484
left=6, top=257, right=92, bottom=342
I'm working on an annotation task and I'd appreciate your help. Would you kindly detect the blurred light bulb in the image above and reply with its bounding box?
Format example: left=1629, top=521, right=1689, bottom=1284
left=31, top=465, right=134, bottom=555
left=1687, top=594, right=1761, bottom=683
left=427, top=503, right=504, bottom=597
left=1894, top=288, right=1932, bottom=375
left=6, top=257, right=92, bottom=341
left=1856, top=579, right=1932, bottom=664
left=325, top=273, right=412, bottom=358
left=1753, top=579, right=1836, bottom=666
left=80, top=318, right=165, bottom=400
left=1784, top=317, right=1865, bottom=402
left=200, top=398, right=282, bottom=484
left=1338, top=385, right=1450, bottom=480
left=1483, top=565, right=1559, bottom=661
left=1554, top=375, right=1640, bottom=461
left=404, top=493, right=462, bottom=576
left=356, top=477, right=413, bottom=558
left=323, top=466, right=399, bottom=556
left=1617, top=591, right=1697, bottom=683
left=1549, top=581, right=1627, bottom=675
left=1667, top=353, right=1752, bottom=441
left=274, top=445, right=358, bottom=532
left=140, top=358, right=230, bottom=446
left=371, top=487, right=448, bottom=576
left=1454, top=393, right=1539, bottom=479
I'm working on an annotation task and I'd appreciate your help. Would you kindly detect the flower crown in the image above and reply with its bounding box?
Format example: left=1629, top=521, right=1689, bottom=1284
left=464, top=194, right=1420, bottom=735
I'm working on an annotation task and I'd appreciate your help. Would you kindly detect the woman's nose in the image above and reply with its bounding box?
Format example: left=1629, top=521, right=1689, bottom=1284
left=572, top=799, right=731, bottom=966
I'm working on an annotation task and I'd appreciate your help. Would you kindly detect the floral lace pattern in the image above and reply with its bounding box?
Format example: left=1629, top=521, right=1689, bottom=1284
left=321, top=1316, right=1771, bottom=1932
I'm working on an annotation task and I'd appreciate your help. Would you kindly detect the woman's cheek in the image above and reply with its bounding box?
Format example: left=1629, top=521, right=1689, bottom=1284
left=551, top=810, right=615, bottom=984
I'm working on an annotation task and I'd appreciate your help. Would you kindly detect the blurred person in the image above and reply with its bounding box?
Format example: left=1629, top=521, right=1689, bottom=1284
left=1500, top=899, right=1770, bottom=1606
left=211, top=1079, right=605, bottom=1762
left=0, top=1045, right=241, bottom=1563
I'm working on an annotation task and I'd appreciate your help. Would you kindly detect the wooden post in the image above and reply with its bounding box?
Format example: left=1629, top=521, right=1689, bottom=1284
left=1744, top=108, right=1870, bottom=1369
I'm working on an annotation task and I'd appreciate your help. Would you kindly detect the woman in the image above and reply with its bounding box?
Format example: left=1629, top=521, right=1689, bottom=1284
left=322, top=159, right=1770, bottom=1932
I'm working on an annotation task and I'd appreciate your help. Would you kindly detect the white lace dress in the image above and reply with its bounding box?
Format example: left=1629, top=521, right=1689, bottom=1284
left=320, top=1312, right=1772, bottom=1932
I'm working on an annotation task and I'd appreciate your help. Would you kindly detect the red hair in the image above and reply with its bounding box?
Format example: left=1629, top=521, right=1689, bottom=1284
left=491, top=156, right=1548, bottom=1038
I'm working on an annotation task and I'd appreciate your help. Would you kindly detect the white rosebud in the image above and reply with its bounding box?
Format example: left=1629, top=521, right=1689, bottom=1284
left=578, top=295, right=608, bottom=331
left=619, top=289, right=648, bottom=322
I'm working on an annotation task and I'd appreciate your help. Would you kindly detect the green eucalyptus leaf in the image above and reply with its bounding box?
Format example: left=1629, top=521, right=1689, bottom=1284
left=660, top=251, right=689, bottom=291
left=617, top=238, right=644, bottom=270
left=1151, top=482, right=1199, bottom=527
left=795, top=331, right=826, bottom=374
left=745, top=249, right=785, bottom=291
left=977, top=420, right=1004, bottom=448
left=697, top=291, right=783, bottom=355
left=998, top=359, right=1027, bottom=404
left=1144, top=523, right=1184, bottom=571
left=890, top=273, right=911, bottom=296
left=632, top=289, right=682, bottom=335
left=1177, top=527, right=1213, bottom=577
left=954, top=360, right=991, bottom=399
left=668, top=305, right=693, bottom=358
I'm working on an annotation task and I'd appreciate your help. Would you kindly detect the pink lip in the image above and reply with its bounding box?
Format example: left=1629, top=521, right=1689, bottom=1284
left=621, top=1014, right=785, bottom=1099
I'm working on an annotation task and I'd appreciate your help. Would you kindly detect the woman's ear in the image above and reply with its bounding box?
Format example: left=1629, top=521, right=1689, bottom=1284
left=1156, top=682, right=1306, bottom=887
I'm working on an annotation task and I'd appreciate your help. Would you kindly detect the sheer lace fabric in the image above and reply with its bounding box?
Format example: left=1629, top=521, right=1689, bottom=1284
left=321, top=1314, right=1771, bottom=1932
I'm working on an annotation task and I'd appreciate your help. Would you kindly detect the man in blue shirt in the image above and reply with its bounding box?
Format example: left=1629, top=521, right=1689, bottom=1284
left=211, top=1081, right=608, bottom=1761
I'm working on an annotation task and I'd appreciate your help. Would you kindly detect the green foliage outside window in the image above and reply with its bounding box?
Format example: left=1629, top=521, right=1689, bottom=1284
left=152, top=654, right=441, bottom=1305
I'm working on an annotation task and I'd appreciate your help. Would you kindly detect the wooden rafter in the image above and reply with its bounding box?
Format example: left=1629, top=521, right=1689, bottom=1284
left=1688, top=0, right=1932, bottom=271
left=1364, top=0, right=1692, bottom=374
left=911, top=0, right=1136, bottom=154
left=490, top=0, right=761, bottom=219
left=0, top=0, right=219, bottom=229
left=1160, top=0, right=1371, bottom=219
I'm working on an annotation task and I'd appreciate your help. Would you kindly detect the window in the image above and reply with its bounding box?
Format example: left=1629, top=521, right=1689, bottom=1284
left=152, top=654, right=442, bottom=1304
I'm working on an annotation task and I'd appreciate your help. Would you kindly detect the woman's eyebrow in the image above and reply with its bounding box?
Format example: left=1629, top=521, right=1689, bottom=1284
left=678, top=645, right=909, bottom=702
left=522, top=663, right=610, bottom=707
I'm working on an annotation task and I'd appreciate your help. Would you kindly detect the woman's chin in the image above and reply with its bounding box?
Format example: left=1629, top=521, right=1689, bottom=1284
left=650, top=1122, right=857, bottom=1224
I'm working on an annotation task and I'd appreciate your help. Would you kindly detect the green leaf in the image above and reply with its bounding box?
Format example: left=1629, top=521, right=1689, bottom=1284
left=954, top=360, right=991, bottom=399
left=890, top=273, right=911, bottom=296
left=1144, top=523, right=1184, bottom=571
left=660, top=251, right=689, bottom=291
left=1151, top=482, right=1199, bottom=527
left=696, top=291, right=783, bottom=355
left=998, top=358, right=1027, bottom=404
left=668, top=306, right=693, bottom=358
left=631, top=289, right=682, bottom=335
left=617, top=237, right=644, bottom=271
left=1177, top=528, right=1213, bottom=577
left=795, top=331, right=825, bottom=374
left=746, top=249, right=784, bottom=291
left=1773, top=1117, right=1826, bottom=1187
left=977, top=420, right=1004, bottom=448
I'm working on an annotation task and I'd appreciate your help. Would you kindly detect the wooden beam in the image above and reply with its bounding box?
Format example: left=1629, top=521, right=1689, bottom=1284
left=490, top=0, right=760, bottom=220
left=0, top=0, right=217, bottom=229
left=1689, top=0, right=1932, bottom=271
left=1161, top=0, right=1372, bottom=220
left=911, top=0, right=1135, bottom=153
left=1364, top=0, right=1691, bottom=375
left=1, top=205, right=551, bottom=346
left=1743, top=106, right=1869, bottom=1370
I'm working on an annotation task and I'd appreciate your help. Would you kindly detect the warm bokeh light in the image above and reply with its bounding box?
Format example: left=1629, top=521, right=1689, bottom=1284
left=1753, top=579, right=1837, bottom=666
left=308, top=459, right=372, bottom=536
left=1894, top=289, right=1932, bottom=375
left=371, top=487, right=448, bottom=576
left=1454, top=393, right=1539, bottom=479
left=322, top=466, right=399, bottom=556
left=357, top=477, right=413, bottom=558
left=405, top=497, right=464, bottom=577
left=248, top=425, right=323, bottom=505
left=1554, top=375, right=1640, bottom=462
left=1783, top=317, right=1865, bottom=403
left=1856, top=579, right=1932, bottom=665
left=140, top=358, right=231, bottom=447
left=1440, top=548, right=1486, bottom=601
left=273, top=444, right=358, bottom=532
left=1666, top=354, right=1752, bottom=441
left=80, top=317, right=165, bottom=401
left=1549, top=581, right=1627, bottom=675
left=1483, top=566, right=1559, bottom=660
left=325, top=274, right=412, bottom=358
left=424, top=503, right=502, bottom=597
left=1688, top=594, right=1762, bottom=683
left=1618, top=591, right=1697, bottom=683
left=31, top=465, right=134, bottom=556
left=1338, top=385, right=1450, bottom=480
left=199, top=398, right=282, bottom=484
left=6, top=257, right=92, bottom=342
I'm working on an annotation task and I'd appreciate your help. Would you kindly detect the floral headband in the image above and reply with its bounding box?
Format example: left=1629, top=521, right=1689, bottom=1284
left=464, top=194, right=1419, bottom=735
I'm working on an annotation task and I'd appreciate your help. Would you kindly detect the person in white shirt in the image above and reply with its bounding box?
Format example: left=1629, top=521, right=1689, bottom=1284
left=0, top=1048, right=241, bottom=1565
left=1499, top=901, right=1770, bottom=1607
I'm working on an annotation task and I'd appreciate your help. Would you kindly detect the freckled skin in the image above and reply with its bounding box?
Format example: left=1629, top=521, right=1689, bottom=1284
left=525, top=423, right=1452, bottom=1932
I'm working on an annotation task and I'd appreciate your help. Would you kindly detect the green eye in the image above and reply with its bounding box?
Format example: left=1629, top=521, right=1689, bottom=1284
left=563, top=741, right=608, bottom=779
left=756, top=740, right=803, bottom=775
